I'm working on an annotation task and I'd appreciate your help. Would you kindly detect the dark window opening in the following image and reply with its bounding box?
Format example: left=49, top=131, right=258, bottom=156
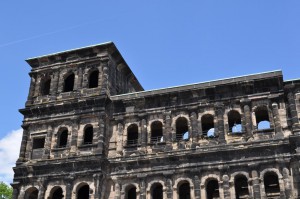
left=151, top=183, right=163, bottom=199
left=228, top=110, right=242, bottom=133
left=83, top=126, right=93, bottom=145
left=88, top=70, right=99, bottom=88
left=127, top=124, right=138, bottom=146
left=202, top=114, right=215, bottom=137
left=58, top=129, right=68, bottom=148
left=77, top=185, right=90, bottom=199
left=26, top=188, right=38, bottom=199
left=176, top=117, right=189, bottom=141
left=255, top=107, right=270, bottom=130
left=264, top=172, right=280, bottom=198
left=63, top=73, right=75, bottom=92
left=235, top=176, right=249, bottom=199
left=178, top=182, right=190, bottom=199
left=126, top=186, right=137, bottom=199
left=32, top=137, right=45, bottom=149
left=41, top=78, right=51, bottom=95
left=206, top=180, right=219, bottom=199
left=151, top=121, right=163, bottom=143
left=51, top=187, right=64, bottom=199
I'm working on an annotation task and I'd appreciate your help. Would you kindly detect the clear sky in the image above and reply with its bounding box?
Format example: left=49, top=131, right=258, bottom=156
left=1, top=1, right=300, bottom=183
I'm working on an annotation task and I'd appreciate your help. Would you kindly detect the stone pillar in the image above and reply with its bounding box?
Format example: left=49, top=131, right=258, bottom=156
left=65, top=181, right=73, bottom=199
left=33, top=75, right=42, bottom=97
left=26, top=72, right=37, bottom=105
left=272, top=102, right=284, bottom=138
left=37, top=179, right=46, bottom=199
left=241, top=99, right=252, bottom=138
left=251, top=170, right=261, bottom=199
left=96, top=118, right=105, bottom=154
left=77, top=66, right=83, bottom=89
left=222, top=175, right=231, bottom=199
left=190, top=112, right=199, bottom=143
left=115, top=182, right=121, bottom=199
left=116, top=123, right=123, bottom=155
left=215, top=103, right=226, bottom=143
left=141, top=119, right=147, bottom=148
left=70, top=119, right=79, bottom=155
left=93, top=174, right=102, bottom=199
left=166, top=179, right=173, bottom=199
left=25, top=131, right=33, bottom=160
left=194, top=176, right=201, bottom=199
left=282, top=168, right=292, bottom=199
left=17, top=125, right=29, bottom=163
left=287, top=92, right=300, bottom=133
left=42, top=124, right=53, bottom=159
left=140, top=179, right=146, bottom=199
left=101, top=58, right=110, bottom=95
left=50, top=71, right=59, bottom=95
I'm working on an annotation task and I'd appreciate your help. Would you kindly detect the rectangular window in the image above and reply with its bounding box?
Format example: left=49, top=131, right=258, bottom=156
left=32, top=137, right=45, bottom=149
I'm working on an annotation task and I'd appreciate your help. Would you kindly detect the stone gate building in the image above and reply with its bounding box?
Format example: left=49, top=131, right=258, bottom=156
left=12, top=42, right=300, bottom=199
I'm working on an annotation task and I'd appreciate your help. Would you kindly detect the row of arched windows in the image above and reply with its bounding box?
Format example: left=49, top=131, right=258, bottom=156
left=124, top=172, right=280, bottom=199
left=40, top=69, right=99, bottom=96
left=126, top=107, right=271, bottom=146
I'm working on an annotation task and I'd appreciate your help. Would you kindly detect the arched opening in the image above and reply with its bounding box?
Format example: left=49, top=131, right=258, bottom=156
left=126, top=186, right=137, bottom=199
left=41, top=78, right=51, bottom=95
left=63, top=73, right=75, bottom=92
left=178, top=181, right=190, bottom=199
left=255, top=106, right=271, bottom=130
left=50, top=187, right=64, bottom=199
left=202, top=114, right=215, bottom=137
left=83, top=126, right=93, bottom=145
left=77, top=184, right=90, bottom=199
left=151, top=121, right=163, bottom=143
left=234, top=175, right=249, bottom=199
left=206, top=179, right=219, bottom=199
left=58, top=129, right=68, bottom=148
left=25, top=187, right=38, bottom=199
left=127, top=124, right=138, bottom=146
left=88, top=70, right=99, bottom=88
left=228, top=110, right=242, bottom=133
left=264, top=172, right=280, bottom=198
left=151, top=183, right=163, bottom=199
left=176, top=117, right=189, bottom=141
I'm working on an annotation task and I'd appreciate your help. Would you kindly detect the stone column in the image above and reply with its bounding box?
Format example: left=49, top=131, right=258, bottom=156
left=96, top=118, right=105, bottom=154
left=115, top=182, right=121, bottom=199
left=272, top=102, right=284, bottom=138
left=37, top=179, right=46, bottom=199
left=190, top=112, right=199, bottom=143
left=93, top=174, right=102, bottom=199
left=116, top=123, right=124, bottom=155
left=25, top=131, right=33, bottom=160
left=194, top=176, right=201, bottom=199
left=166, top=179, right=173, bottom=199
left=101, top=58, right=110, bottom=95
left=222, top=175, right=231, bottom=199
left=282, top=168, right=292, bottom=199
left=65, top=181, right=72, bottom=199
left=17, top=125, right=29, bottom=164
left=140, top=179, right=146, bottom=199
left=50, top=71, right=59, bottom=95
left=77, top=66, right=83, bottom=90
left=251, top=170, right=261, bottom=199
left=26, top=72, right=37, bottom=105
left=70, top=119, right=79, bottom=155
left=287, top=92, right=300, bottom=133
left=33, top=75, right=41, bottom=97
left=42, top=124, right=53, bottom=159
left=215, top=103, right=226, bottom=143
left=241, top=99, right=252, bottom=138
left=141, top=119, right=147, bottom=148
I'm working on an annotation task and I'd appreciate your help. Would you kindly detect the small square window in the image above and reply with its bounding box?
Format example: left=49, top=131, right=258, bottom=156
left=32, top=137, right=45, bottom=149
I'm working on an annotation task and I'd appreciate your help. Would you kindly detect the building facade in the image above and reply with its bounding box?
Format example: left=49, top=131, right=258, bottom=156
left=12, top=42, right=300, bottom=199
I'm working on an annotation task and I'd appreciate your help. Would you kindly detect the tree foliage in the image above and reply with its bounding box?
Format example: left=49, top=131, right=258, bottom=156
left=0, top=182, right=12, bottom=199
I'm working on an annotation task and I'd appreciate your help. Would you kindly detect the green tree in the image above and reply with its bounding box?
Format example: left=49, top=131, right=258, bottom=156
left=0, top=182, right=12, bottom=199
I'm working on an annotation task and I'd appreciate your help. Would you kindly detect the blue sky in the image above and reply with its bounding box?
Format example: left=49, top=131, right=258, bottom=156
left=0, top=1, right=300, bottom=183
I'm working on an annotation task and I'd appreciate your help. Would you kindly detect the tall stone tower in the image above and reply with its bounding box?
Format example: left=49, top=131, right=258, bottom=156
left=13, top=42, right=300, bottom=199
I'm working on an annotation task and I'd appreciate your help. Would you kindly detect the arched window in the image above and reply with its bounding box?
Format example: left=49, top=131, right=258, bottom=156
left=264, top=172, right=280, bottom=198
left=83, top=126, right=93, bottom=145
left=127, top=124, right=138, bottom=146
left=88, top=70, right=99, bottom=88
left=176, top=117, right=189, bottom=141
left=77, top=184, right=90, bottom=199
left=126, top=185, right=137, bottom=199
left=178, top=181, right=190, bottom=199
left=41, top=77, right=51, bottom=95
left=206, top=179, right=219, bottom=199
left=58, top=129, right=68, bottom=148
left=228, top=110, right=242, bottom=133
left=201, top=114, right=215, bottom=137
left=150, top=183, right=163, bottom=199
left=151, top=121, right=163, bottom=143
left=50, top=187, right=64, bottom=199
left=234, top=175, right=249, bottom=199
left=63, top=73, right=75, bottom=92
left=25, top=187, right=38, bottom=199
left=255, top=106, right=271, bottom=130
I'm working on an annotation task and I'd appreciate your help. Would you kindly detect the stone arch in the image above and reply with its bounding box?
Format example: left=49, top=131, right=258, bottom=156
left=56, top=127, right=69, bottom=148
left=252, top=105, right=272, bottom=130
left=24, top=187, right=39, bottom=199
left=173, top=177, right=194, bottom=199
left=149, top=120, right=164, bottom=143
left=260, top=168, right=283, bottom=198
left=200, top=112, right=215, bottom=137
left=171, top=114, right=190, bottom=141
left=88, top=68, right=99, bottom=88
left=234, top=174, right=250, bottom=199
left=40, top=75, right=51, bottom=96
left=73, top=181, right=94, bottom=199
left=226, top=109, right=242, bottom=133
left=63, top=71, right=75, bottom=92
left=48, top=186, right=64, bottom=199
left=200, top=174, right=221, bottom=199
left=83, top=124, right=94, bottom=145
left=148, top=181, right=165, bottom=199
left=45, top=184, right=66, bottom=199
left=122, top=183, right=140, bottom=199
left=124, top=123, right=139, bottom=146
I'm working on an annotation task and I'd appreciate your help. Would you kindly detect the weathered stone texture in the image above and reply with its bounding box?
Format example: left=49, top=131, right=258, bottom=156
left=12, top=42, right=300, bottom=199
